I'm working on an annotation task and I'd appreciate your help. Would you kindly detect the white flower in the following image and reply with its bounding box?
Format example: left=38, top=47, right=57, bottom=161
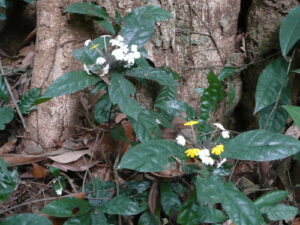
left=84, top=39, right=92, bottom=47
left=110, top=35, right=124, bottom=47
left=213, top=123, right=230, bottom=139
left=100, top=64, right=110, bottom=76
left=155, top=119, right=161, bottom=124
left=217, top=158, right=227, bottom=168
left=131, top=44, right=138, bottom=52
left=198, top=149, right=210, bottom=160
left=83, top=64, right=91, bottom=74
left=96, top=57, right=106, bottom=65
left=112, top=48, right=126, bottom=61
left=176, top=135, right=186, bottom=146
left=202, top=156, right=215, bottom=166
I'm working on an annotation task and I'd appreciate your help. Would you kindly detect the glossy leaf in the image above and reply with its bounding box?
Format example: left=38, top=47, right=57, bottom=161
left=254, top=190, right=288, bottom=208
left=263, top=204, right=297, bottom=221
left=138, top=211, right=160, bottom=225
left=65, top=2, right=110, bottom=20
left=0, top=213, right=52, bottom=225
left=254, top=58, right=288, bottom=114
left=283, top=105, right=300, bottom=129
left=160, top=182, right=181, bottom=216
left=94, top=19, right=115, bottom=35
left=118, top=140, right=185, bottom=172
left=223, top=129, right=300, bottom=161
left=18, top=88, right=41, bottom=114
left=0, top=106, right=14, bottom=130
left=64, top=214, right=91, bottom=225
left=0, top=76, right=9, bottom=103
left=196, top=175, right=223, bottom=205
left=0, top=158, right=18, bottom=201
left=199, top=71, right=226, bottom=125
left=127, top=67, right=178, bottom=86
left=41, top=197, right=92, bottom=217
left=91, top=208, right=108, bottom=225
left=100, top=194, right=146, bottom=216
left=93, top=94, right=112, bottom=123
left=155, top=85, right=176, bottom=105
left=120, top=6, right=172, bottom=47
left=280, top=6, right=300, bottom=57
left=42, top=71, right=100, bottom=99
left=218, top=67, right=236, bottom=81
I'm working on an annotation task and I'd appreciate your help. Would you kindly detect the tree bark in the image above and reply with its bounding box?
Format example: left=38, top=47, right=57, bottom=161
left=25, top=0, right=241, bottom=148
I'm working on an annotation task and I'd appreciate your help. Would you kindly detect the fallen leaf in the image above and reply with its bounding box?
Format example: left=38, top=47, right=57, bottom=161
left=31, top=163, right=48, bottom=179
left=48, top=150, right=92, bottom=164
left=51, top=157, right=96, bottom=172
left=2, top=154, right=46, bottom=166
left=0, top=137, right=17, bottom=155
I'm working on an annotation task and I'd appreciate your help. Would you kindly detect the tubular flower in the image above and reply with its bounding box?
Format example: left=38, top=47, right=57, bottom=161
left=184, top=121, right=199, bottom=126
left=185, top=148, right=200, bottom=158
left=211, top=145, right=224, bottom=155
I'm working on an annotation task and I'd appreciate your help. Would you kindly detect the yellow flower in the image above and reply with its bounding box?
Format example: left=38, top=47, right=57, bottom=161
left=211, top=145, right=224, bottom=155
left=184, top=121, right=199, bottom=126
left=90, top=44, right=100, bottom=50
left=185, top=148, right=200, bottom=158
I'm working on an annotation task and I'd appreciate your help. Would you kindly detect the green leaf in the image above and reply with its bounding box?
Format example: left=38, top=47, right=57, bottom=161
left=41, top=197, right=92, bottom=217
left=108, top=73, right=142, bottom=120
left=280, top=6, right=300, bottom=57
left=254, top=190, right=288, bottom=208
left=65, top=2, right=110, bottom=20
left=138, top=211, right=160, bottom=225
left=160, top=182, right=181, bottom=216
left=254, top=58, right=288, bottom=114
left=23, top=0, right=34, bottom=3
left=64, top=214, right=91, bottom=225
left=94, top=19, right=115, bottom=35
left=100, top=194, right=146, bottom=216
left=263, top=204, right=298, bottom=221
left=127, top=67, right=178, bottom=86
left=0, top=0, right=6, bottom=8
left=120, top=6, right=172, bottom=47
left=199, top=71, right=226, bottom=126
left=91, top=208, right=108, bottom=225
left=93, top=94, right=112, bottom=123
left=118, top=139, right=185, bottom=172
left=42, top=71, right=100, bottom=99
left=223, top=129, right=300, bottom=161
left=283, top=105, right=300, bottom=129
left=293, top=68, right=300, bottom=73
left=0, top=213, right=52, bottom=225
left=154, top=85, right=176, bottom=106
left=0, top=76, right=9, bottom=103
left=0, top=13, right=6, bottom=21
left=221, top=182, right=265, bottom=225
left=218, top=67, right=236, bottom=81
left=0, top=158, right=18, bottom=201
left=0, top=106, right=14, bottom=130
left=18, top=88, right=41, bottom=114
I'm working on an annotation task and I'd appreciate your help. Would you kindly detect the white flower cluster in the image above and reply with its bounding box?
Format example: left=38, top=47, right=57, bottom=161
left=110, top=35, right=141, bottom=67
left=199, top=149, right=214, bottom=166
left=213, top=123, right=230, bottom=139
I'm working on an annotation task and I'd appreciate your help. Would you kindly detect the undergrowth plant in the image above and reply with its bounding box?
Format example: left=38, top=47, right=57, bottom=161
left=1, top=2, right=300, bottom=225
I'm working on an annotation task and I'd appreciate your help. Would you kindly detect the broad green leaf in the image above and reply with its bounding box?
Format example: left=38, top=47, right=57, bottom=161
left=118, top=139, right=185, bottom=172
left=93, top=94, right=112, bottom=123
left=283, top=105, right=300, bottom=129
left=120, top=6, right=172, bottom=47
left=120, top=180, right=150, bottom=195
left=160, top=182, right=181, bottom=216
left=100, top=194, right=146, bottom=216
left=293, top=68, right=300, bottom=73
left=199, top=71, right=226, bottom=126
left=18, top=88, right=41, bottom=114
left=0, top=213, right=52, bottom=225
left=138, top=211, right=160, bottom=225
left=64, top=214, right=91, bottom=225
left=227, top=81, right=235, bottom=106
left=0, top=76, right=9, bottom=103
left=254, top=190, right=288, bottom=208
left=0, top=158, right=18, bottom=201
left=0, top=106, right=14, bottom=130
left=0, top=0, right=6, bottom=8
left=254, top=58, right=288, bottom=114
left=91, top=208, right=108, bottom=225
left=42, top=71, right=100, bottom=99
left=221, top=182, right=265, bottom=225
left=259, top=104, right=289, bottom=132
left=155, top=85, right=176, bottom=105
left=94, top=19, right=115, bottom=35
left=223, top=129, right=300, bottom=161
left=263, top=204, right=297, bottom=221
left=41, top=197, right=92, bottom=217
left=23, top=0, right=34, bottom=3
left=127, top=67, right=178, bottom=86
left=90, top=81, right=106, bottom=95
left=155, top=100, right=196, bottom=120
left=280, top=6, right=300, bottom=57
left=83, top=178, right=115, bottom=207
left=65, top=2, right=110, bottom=20
left=218, top=67, right=236, bottom=81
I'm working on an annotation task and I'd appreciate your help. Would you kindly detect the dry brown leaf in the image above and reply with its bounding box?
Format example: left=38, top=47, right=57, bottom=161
left=151, top=163, right=183, bottom=179
left=91, top=164, right=113, bottom=181
left=48, top=150, right=92, bottom=164
left=24, top=145, right=45, bottom=155
left=31, top=163, right=48, bottom=179
left=115, top=113, right=127, bottom=123
left=148, top=182, right=158, bottom=214
left=0, top=137, right=17, bottom=155
left=51, top=157, right=96, bottom=172
left=292, top=217, right=300, bottom=225
left=2, top=154, right=46, bottom=166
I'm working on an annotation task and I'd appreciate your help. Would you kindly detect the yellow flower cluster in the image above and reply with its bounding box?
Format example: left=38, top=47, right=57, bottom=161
left=184, top=148, right=200, bottom=158
left=211, top=145, right=224, bottom=155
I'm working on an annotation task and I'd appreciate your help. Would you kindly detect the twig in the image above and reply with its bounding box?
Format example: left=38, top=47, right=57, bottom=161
left=0, top=58, right=27, bottom=130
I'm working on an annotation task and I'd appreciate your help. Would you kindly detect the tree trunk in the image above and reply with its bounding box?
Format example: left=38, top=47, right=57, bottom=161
left=25, top=0, right=241, bottom=148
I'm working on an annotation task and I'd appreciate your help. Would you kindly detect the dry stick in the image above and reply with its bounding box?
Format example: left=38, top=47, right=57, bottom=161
left=0, top=58, right=27, bottom=130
